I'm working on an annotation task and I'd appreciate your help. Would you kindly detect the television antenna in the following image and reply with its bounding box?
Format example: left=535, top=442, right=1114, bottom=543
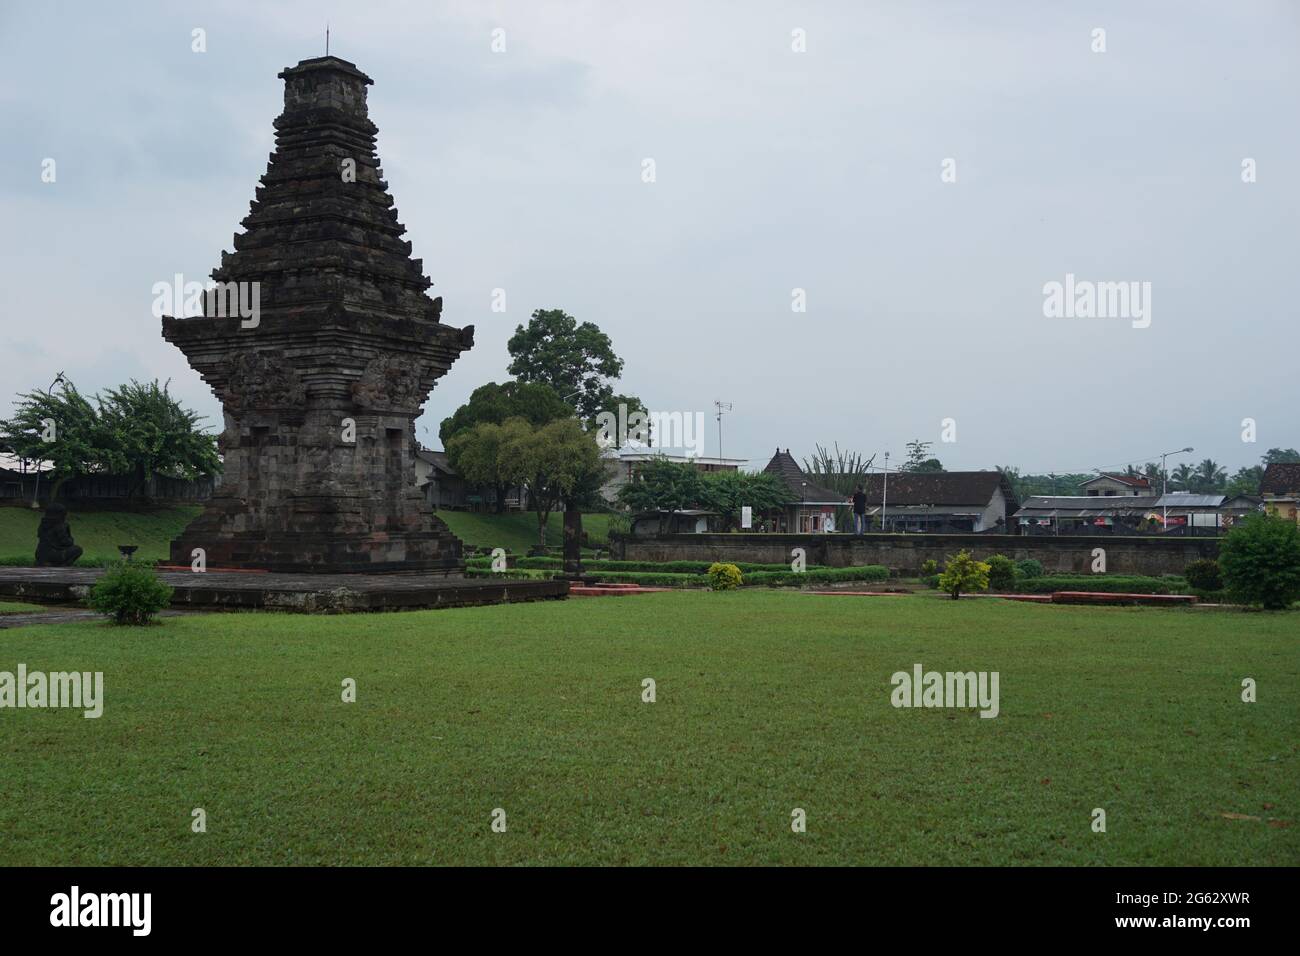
left=714, top=400, right=733, bottom=463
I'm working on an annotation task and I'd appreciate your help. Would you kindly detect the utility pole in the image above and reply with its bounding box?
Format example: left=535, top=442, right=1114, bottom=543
left=1049, top=471, right=1058, bottom=535
left=881, top=452, right=890, bottom=533
left=713, top=400, right=732, bottom=465
left=1159, top=446, right=1194, bottom=532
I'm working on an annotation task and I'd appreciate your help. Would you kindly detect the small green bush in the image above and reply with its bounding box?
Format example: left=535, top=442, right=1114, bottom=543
left=1183, top=559, right=1223, bottom=593
left=1219, top=514, right=1300, bottom=609
left=937, top=550, right=990, bottom=600
left=86, top=562, right=174, bottom=625
left=985, top=554, right=1016, bottom=592
left=919, top=559, right=939, bottom=576
left=708, top=563, right=743, bottom=590
left=1014, top=558, right=1043, bottom=579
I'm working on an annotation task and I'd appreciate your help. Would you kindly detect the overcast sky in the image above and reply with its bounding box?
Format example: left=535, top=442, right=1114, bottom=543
left=2, top=1, right=1297, bottom=475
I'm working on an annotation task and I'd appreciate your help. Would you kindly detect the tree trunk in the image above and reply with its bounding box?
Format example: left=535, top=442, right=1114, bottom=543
left=126, top=463, right=147, bottom=501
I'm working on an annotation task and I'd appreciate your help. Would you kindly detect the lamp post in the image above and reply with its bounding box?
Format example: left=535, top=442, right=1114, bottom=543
left=881, top=451, right=890, bottom=533
left=800, top=480, right=806, bottom=533
left=1159, top=447, right=1194, bottom=531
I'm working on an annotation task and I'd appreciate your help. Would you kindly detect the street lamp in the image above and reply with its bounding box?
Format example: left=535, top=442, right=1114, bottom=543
left=1159, top=447, right=1194, bottom=531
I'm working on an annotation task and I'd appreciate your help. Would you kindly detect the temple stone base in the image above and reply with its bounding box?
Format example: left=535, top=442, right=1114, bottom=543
left=169, top=494, right=463, bottom=573
left=0, top=567, right=568, bottom=613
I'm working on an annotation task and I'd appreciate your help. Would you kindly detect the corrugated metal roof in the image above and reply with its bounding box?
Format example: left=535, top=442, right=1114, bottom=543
left=1153, top=493, right=1224, bottom=508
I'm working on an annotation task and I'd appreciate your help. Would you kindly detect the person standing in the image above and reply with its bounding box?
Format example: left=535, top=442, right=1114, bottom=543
left=852, top=485, right=868, bottom=535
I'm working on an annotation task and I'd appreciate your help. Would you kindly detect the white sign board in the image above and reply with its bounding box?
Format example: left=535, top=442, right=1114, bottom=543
left=741, top=506, right=752, bottom=529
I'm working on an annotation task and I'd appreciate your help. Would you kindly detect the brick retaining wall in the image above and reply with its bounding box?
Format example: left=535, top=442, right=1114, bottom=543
left=611, top=533, right=1218, bottom=576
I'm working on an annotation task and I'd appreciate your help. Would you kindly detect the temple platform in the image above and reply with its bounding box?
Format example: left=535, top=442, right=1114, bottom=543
left=0, top=567, right=568, bottom=613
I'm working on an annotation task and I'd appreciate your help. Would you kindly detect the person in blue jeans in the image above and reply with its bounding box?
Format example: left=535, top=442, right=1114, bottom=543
left=852, top=485, right=868, bottom=535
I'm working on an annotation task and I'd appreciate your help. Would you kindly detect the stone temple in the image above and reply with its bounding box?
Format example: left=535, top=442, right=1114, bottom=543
left=163, top=56, right=473, bottom=573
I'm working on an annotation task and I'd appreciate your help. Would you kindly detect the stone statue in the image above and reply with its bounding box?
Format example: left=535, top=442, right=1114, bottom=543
left=35, top=503, right=83, bottom=567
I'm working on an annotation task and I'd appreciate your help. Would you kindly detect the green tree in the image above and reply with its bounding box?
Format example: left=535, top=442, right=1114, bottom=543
left=0, top=380, right=106, bottom=500
left=1219, top=513, right=1300, bottom=609
left=617, top=457, right=707, bottom=534
left=903, top=439, right=943, bottom=473
left=97, top=380, right=221, bottom=499
left=498, top=417, right=606, bottom=548
left=1224, top=465, right=1264, bottom=497
left=438, top=380, right=571, bottom=449
left=507, top=308, right=640, bottom=424
left=1262, top=447, right=1300, bottom=465
left=445, top=419, right=528, bottom=514
left=937, top=550, right=990, bottom=600
left=1189, top=459, right=1227, bottom=494
left=1169, top=463, right=1195, bottom=492
left=700, top=470, right=792, bottom=531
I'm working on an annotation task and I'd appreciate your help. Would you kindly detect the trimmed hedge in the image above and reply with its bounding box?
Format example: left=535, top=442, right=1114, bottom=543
left=744, top=566, right=890, bottom=588
left=584, top=571, right=697, bottom=587
left=463, top=567, right=555, bottom=581
left=464, top=555, right=841, bottom=575
left=576, top=565, right=891, bottom=589
left=1013, top=575, right=1188, bottom=595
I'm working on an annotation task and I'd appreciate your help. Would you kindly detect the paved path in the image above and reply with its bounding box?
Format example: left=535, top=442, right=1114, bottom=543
left=0, top=608, right=191, bottom=629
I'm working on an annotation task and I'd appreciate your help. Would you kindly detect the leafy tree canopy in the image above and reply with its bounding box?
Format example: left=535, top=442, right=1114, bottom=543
left=903, top=439, right=943, bottom=473
left=1219, top=514, right=1300, bottom=609
left=0, top=378, right=219, bottom=500
left=439, top=380, right=571, bottom=447
left=506, top=308, right=644, bottom=426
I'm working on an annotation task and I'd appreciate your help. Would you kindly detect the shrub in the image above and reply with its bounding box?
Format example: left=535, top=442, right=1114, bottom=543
left=937, top=550, right=990, bottom=600
left=1219, top=514, right=1300, bottom=610
left=1014, top=558, right=1043, bottom=579
left=708, top=563, right=743, bottom=591
left=1013, top=575, right=1184, bottom=595
left=919, top=558, right=938, bottom=577
left=745, top=566, right=890, bottom=588
left=921, top=574, right=941, bottom=589
left=985, top=554, right=1016, bottom=592
left=1183, top=559, right=1223, bottom=593
left=586, top=571, right=696, bottom=588
left=86, top=562, right=173, bottom=625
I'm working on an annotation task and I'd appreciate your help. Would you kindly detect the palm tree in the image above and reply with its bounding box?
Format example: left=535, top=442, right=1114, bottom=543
left=1169, top=463, right=1195, bottom=491
left=1191, top=459, right=1227, bottom=494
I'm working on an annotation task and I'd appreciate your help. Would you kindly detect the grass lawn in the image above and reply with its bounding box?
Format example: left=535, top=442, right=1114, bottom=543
left=0, top=592, right=1295, bottom=866
left=437, top=509, right=612, bottom=553
left=0, top=602, right=46, bottom=614
left=0, top=504, right=201, bottom=565
left=0, top=504, right=610, bottom=565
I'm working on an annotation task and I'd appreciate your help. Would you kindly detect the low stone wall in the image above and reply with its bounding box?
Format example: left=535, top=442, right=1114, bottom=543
left=611, top=533, right=1219, bottom=576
